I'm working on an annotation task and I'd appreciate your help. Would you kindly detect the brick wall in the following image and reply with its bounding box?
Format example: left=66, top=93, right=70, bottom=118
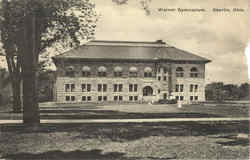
left=54, top=60, right=206, bottom=103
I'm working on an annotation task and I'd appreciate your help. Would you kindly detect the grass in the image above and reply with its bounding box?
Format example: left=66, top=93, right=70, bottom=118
left=0, top=102, right=249, bottom=120
left=0, top=121, right=249, bottom=160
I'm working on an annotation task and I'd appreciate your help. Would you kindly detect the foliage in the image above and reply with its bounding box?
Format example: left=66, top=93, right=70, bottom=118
left=205, top=82, right=250, bottom=101
left=158, top=99, right=177, bottom=104
left=0, top=0, right=98, bottom=122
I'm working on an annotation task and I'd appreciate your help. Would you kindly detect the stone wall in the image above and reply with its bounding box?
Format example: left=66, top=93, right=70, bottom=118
left=54, top=60, right=206, bottom=104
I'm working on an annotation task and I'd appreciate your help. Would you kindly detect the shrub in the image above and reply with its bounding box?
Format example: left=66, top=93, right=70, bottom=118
left=158, top=99, right=177, bottom=104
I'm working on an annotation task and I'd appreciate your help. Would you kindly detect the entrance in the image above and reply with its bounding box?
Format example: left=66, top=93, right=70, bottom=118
left=143, top=86, right=153, bottom=96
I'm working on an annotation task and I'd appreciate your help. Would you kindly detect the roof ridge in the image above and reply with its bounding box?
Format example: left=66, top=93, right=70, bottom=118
left=170, top=47, right=210, bottom=61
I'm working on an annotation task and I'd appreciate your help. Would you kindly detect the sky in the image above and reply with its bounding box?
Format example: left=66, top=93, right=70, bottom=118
left=91, top=0, right=249, bottom=84
left=0, top=0, right=248, bottom=84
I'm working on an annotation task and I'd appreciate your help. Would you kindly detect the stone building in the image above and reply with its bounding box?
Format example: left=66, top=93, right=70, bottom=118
left=52, top=40, right=211, bottom=104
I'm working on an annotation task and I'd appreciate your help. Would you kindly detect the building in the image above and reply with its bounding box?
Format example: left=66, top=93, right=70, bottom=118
left=52, top=40, right=211, bottom=104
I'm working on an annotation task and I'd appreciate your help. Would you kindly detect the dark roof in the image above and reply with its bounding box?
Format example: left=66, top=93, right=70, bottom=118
left=53, top=40, right=211, bottom=63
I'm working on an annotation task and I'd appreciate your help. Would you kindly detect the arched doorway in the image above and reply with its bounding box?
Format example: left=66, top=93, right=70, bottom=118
left=143, top=86, right=153, bottom=96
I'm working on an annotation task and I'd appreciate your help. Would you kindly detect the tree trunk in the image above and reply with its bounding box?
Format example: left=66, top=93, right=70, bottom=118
left=12, top=79, right=22, bottom=113
left=22, top=12, right=40, bottom=124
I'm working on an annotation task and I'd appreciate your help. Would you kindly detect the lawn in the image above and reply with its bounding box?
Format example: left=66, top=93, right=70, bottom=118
left=0, top=102, right=249, bottom=120
left=0, top=121, right=249, bottom=160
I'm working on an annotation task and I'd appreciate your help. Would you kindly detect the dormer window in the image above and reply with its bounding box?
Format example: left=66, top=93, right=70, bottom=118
left=144, top=67, right=152, bottom=77
left=129, top=67, right=138, bottom=77
left=98, top=66, right=107, bottom=77
left=114, top=66, right=123, bottom=77
left=190, top=67, right=199, bottom=78
left=65, top=66, right=75, bottom=77
left=176, top=67, right=184, bottom=77
left=82, top=66, right=91, bottom=77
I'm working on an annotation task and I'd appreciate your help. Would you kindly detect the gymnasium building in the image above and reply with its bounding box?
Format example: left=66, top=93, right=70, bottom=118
left=52, top=40, right=211, bottom=104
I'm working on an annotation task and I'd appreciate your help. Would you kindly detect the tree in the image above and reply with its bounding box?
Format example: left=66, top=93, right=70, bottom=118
left=239, top=83, right=249, bottom=99
left=0, top=1, right=23, bottom=113
left=0, top=0, right=97, bottom=123
left=205, top=82, right=226, bottom=102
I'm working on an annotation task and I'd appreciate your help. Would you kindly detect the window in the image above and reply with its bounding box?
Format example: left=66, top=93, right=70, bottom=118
left=129, top=96, right=133, bottom=101
left=103, top=84, right=107, bottom=92
left=163, top=67, right=167, bottom=74
left=129, top=96, right=138, bottom=101
left=190, top=96, right=193, bottom=101
left=134, top=84, right=138, bottom=92
left=82, top=96, right=86, bottom=101
left=114, top=84, right=118, bottom=92
left=98, top=84, right=102, bottom=92
left=98, top=66, right=107, bottom=77
left=71, top=84, right=75, bottom=92
left=129, top=84, right=133, bottom=92
left=176, top=96, right=179, bottom=100
left=158, top=89, right=161, bottom=94
left=82, top=71, right=90, bottom=77
left=163, top=93, right=167, bottom=99
left=163, top=76, right=167, bottom=81
left=87, top=96, right=91, bottom=101
left=65, top=66, right=75, bottom=77
left=175, top=84, right=179, bottom=92
left=180, top=84, right=184, bottom=92
left=158, top=76, right=161, bottom=81
left=65, top=84, right=75, bottom=92
left=129, top=84, right=138, bottom=92
left=175, top=84, right=183, bottom=92
left=180, top=96, right=184, bottom=101
left=144, top=67, right=153, bottom=77
left=194, top=85, right=198, bottom=92
left=82, top=84, right=91, bottom=92
left=144, top=72, right=152, bottom=77
left=66, top=96, right=75, bottom=101
left=195, top=96, right=198, bottom=101
left=82, top=66, right=91, bottom=77
left=190, top=67, right=198, bottom=78
left=82, top=84, right=86, bottom=92
left=119, top=84, right=123, bottom=92
left=66, top=96, right=70, bottom=101
left=98, top=84, right=107, bottom=92
left=114, top=96, right=118, bottom=101
left=98, top=96, right=102, bottom=101
left=87, top=84, right=91, bottom=92
left=114, top=66, right=123, bottom=77
left=176, top=67, right=184, bottom=77
left=103, top=96, right=107, bottom=101
left=134, top=96, right=138, bottom=101
left=119, top=96, right=123, bottom=101
left=129, top=67, right=138, bottom=77
left=65, top=84, right=70, bottom=92
left=82, top=96, right=92, bottom=102
left=190, top=84, right=194, bottom=92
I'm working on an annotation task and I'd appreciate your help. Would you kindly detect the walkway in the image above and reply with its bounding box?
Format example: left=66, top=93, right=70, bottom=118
left=0, top=117, right=249, bottom=124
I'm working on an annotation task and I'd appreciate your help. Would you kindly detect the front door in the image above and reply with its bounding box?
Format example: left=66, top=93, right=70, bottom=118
left=143, top=86, right=153, bottom=96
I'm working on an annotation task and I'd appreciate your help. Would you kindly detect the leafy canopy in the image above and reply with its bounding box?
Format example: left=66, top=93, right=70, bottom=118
left=0, top=0, right=97, bottom=56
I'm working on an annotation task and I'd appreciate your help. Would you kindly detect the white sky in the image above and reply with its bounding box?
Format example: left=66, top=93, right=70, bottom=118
left=0, top=0, right=248, bottom=84
left=92, top=0, right=249, bottom=84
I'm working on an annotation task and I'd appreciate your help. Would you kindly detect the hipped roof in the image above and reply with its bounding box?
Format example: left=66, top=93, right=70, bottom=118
left=53, top=40, right=211, bottom=63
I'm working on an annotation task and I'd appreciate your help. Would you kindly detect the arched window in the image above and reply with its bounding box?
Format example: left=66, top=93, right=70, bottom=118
left=82, top=66, right=91, bottom=77
left=144, top=67, right=153, bottom=78
left=176, top=67, right=184, bottom=77
left=65, top=66, right=75, bottom=77
left=114, top=66, right=123, bottom=77
left=98, top=66, right=107, bottom=77
left=190, top=67, right=199, bottom=78
left=129, top=67, right=138, bottom=77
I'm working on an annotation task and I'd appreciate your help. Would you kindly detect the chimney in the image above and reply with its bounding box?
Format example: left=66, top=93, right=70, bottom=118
left=156, top=40, right=166, bottom=44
